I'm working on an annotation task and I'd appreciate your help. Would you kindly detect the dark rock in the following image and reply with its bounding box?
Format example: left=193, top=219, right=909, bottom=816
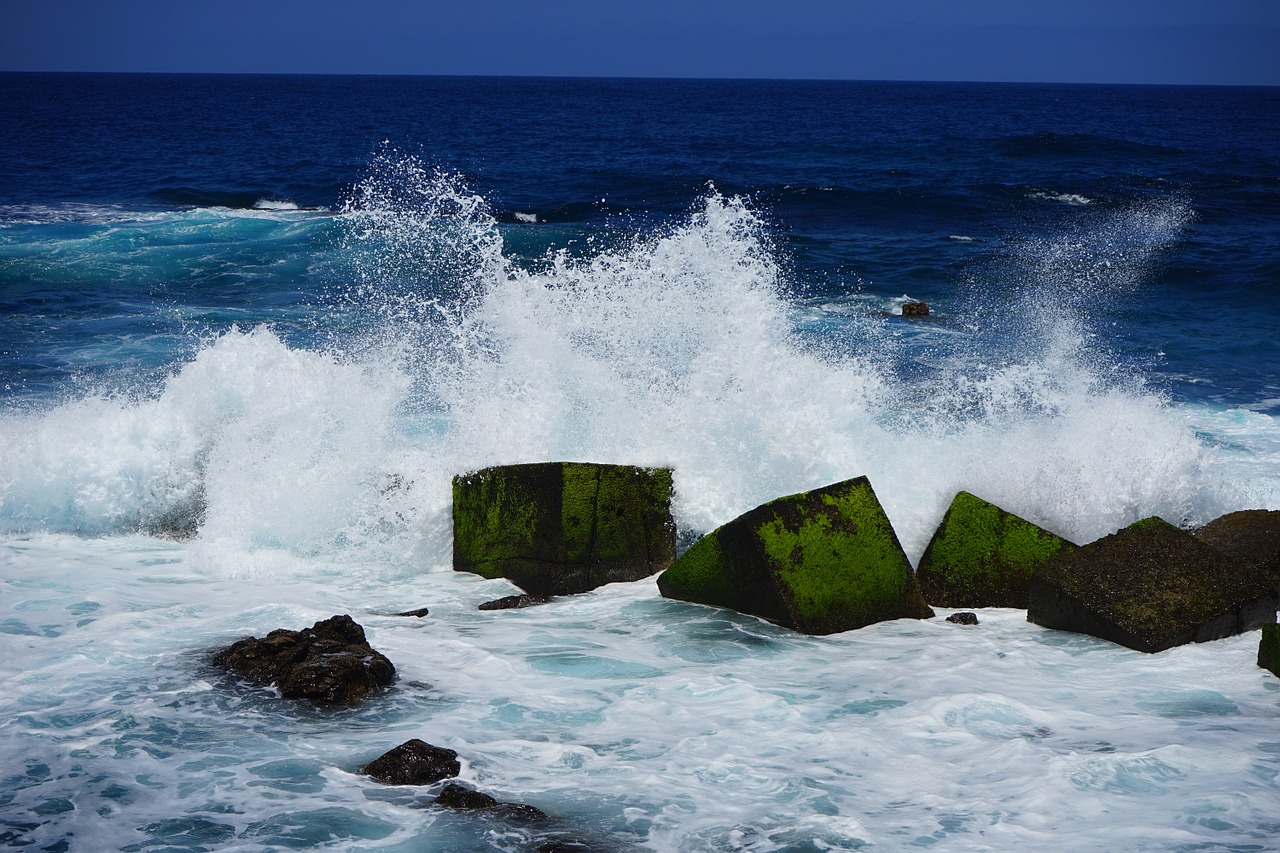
left=433, top=783, right=548, bottom=821
left=917, top=491, right=1076, bottom=608
left=1028, top=517, right=1278, bottom=653
left=1260, top=624, right=1280, bottom=678
left=395, top=607, right=431, bottom=618
left=478, top=594, right=552, bottom=611
left=901, top=301, right=930, bottom=317
left=211, top=614, right=395, bottom=705
left=453, top=462, right=676, bottom=596
left=360, top=739, right=460, bottom=785
left=1194, top=509, right=1280, bottom=591
left=946, top=611, right=979, bottom=625
left=657, top=476, right=934, bottom=635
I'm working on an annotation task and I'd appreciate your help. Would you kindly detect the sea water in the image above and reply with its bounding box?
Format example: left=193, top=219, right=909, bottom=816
left=1, top=75, right=1279, bottom=851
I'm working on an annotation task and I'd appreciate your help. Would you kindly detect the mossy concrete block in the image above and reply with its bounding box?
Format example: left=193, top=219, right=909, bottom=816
left=452, top=462, right=676, bottom=596
left=1259, top=624, right=1280, bottom=678
left=1194, top=509, right=1280, bottom=593
left=657, top=476, right=934, bottom=635
left=916, top=491, right=1076, bottom=608
left=1028, top=516, right=1278, bottom=653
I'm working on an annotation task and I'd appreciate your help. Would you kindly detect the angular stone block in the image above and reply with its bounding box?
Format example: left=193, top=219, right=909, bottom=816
left=916, top=491, right=1075, bottom=608
left=452, top=462, right=676, bottom=596
left=657, top=476, right=934, bottom=635
left=1028, top=517, right=1278, bottom=653
left=1194, top=509, right=1280, bottom=592
left=1260, top=624, right=1280, bottom=678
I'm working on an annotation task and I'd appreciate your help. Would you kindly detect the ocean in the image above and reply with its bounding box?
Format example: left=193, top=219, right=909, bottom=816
left=1, top=73, right=1278, bottom=851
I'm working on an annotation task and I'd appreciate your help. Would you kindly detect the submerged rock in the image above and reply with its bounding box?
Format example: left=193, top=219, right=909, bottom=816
left=478, top=593, right=552, bottom=611
left=395, top=607, right=431, bottom=618
left=361, top=739, right=460, bottom=786
left=453, top=462, right=676, bottom=596
left=657, top=476, right=934, bottom=635
left=1194, top=509, right=1280, bottom=592
left=1027, top=517, right=1278, bottom=653
left=916, top=491, right=1075, bottom=608
left=433, top=783, right=548, bottom=821
left=211, top=614, right=395, bottom=705
left=1260, top=624, right=1280, bottom=678
left=901, top=301, right=930, bottom=317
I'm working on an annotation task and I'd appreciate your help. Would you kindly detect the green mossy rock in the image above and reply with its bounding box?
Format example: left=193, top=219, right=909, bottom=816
left=452, top=462, right=676, bottom=596
left=1028, top=516, right=1278, bottom=653
left=657, top=476, right=934, bottom=635
left=916, top=491, right=1076, bottom=608
left=1259, top=624, right=1280, bottom=678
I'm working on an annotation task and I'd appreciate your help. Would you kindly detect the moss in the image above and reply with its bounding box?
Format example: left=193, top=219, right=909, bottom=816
left=917, top=491, right=1074, bottom=608
left=1260, top=624, right=1280, bottom=678
left=755, top=481, right=915, bottom=631
left=657, top=530, right=740, bottom=608
left=560, top=463, right=600, bottom=564
left=451, top=468, right=547, bottom=579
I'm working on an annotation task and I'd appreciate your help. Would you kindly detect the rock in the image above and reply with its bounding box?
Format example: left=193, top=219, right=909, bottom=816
left=1194, top=509, right=1280, bottom=591
left=1027, top=517, right=1278, bottom=653
left=478, top=594, right=552, bottom=611
left=1260, top=624, right=1280, bottom=678
left=211, top=614, right=395, bottom=705
left=361, top=739, right=460, bottom=785
left=901, top=301, right=930, bottom=316
left=433, top=783, right=548, bottom=821
left=657, top=476, right=934, bottom=635
left=453, top=462, right=676, bottom=596
left=916, top=491, right=1076, bottom=608
left=395, top=607, right=431, bottom=618
left=946, top=611, right=979, bottom=625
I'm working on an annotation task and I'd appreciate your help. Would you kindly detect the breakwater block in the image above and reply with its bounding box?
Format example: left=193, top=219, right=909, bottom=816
left=916, top=491, right=1075, bottom=608
left=1194, top=509, right=1280, bottom=593
left=452, top=462, right=676, bottom=596
left=657, top=476, right=934, bottom=635
left=1028, top=517, right=1278, bottom=653
left=1260, top=624, right=1280, bottom=678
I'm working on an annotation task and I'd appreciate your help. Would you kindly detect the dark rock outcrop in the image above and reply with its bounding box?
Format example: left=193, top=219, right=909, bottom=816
left=395, top=607, right=431, bottom=618
left=657, top=476, right=934, bottom=635
left=1194, top=509, right=1280, bottom=592
left=1260, top=624, right=1280, bottom=678
left=433, top=783, right=548, bottom=821
left=901, top=301, right=930, bottom=317
left=946, top=611, right=979, bottom=625
left=917, top=491, right=1075, bottom=608
left=361, top=739, right=460, bottom=786
left=212, top=614, right=395, bottom=705
left=478, top=594, right=552, bottom=611
left=1028, top=517, right=1278, bottom=653
left=453, top=462, right=676, bottom=596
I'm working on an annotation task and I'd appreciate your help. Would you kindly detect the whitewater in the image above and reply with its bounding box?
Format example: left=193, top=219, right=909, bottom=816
left=3, top=152, right=1279, bottom=850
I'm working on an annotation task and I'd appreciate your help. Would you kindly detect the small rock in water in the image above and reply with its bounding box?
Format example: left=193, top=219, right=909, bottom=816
left=433, top=783, right=549, bottom=821
left=361, top=739, right=460, bottom=786
left=478, top=594, right=552, bottom=611
left=946, top=611, right=979, bottom=625
left=211, top=614, right=395, bottom=705
left=395, top=607, right=431, bottom=618
left=901, top=301, right=930, bottom=316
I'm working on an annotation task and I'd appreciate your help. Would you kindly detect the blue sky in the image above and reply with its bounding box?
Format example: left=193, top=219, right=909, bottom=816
left=3, top=0, right=1278, bottom=85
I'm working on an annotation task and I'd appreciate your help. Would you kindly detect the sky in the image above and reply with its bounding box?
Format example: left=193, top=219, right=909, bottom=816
left=2, top=0, right=1278, bottom=85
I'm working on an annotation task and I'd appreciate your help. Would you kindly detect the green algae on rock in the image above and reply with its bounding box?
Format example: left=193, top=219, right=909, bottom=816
left=452, top=462, right=676, bottom=596
left=1259, top=624, right=1280, bottom=678
left=916, top=491, right=1075, bottom=608
left=657, top=476, right=934, bottom=635
left=1028, top=516, right=1278, bottom=653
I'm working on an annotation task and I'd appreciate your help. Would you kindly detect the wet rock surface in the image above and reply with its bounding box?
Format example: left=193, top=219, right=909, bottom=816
left=211, top=614, right=395, bottom=705
left=1028, top=517, right=1278, bottom=653
left=361, top=739, right=460, bottom=786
